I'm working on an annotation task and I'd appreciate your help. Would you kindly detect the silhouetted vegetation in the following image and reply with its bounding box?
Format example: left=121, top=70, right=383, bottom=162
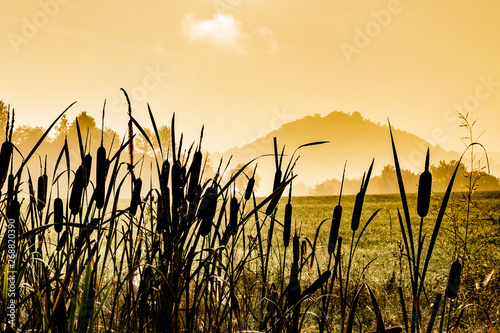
left=0, top=97, right=498, bottom=332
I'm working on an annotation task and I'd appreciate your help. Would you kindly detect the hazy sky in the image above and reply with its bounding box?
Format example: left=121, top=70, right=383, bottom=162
left=2, top=0, right=500, bottom=154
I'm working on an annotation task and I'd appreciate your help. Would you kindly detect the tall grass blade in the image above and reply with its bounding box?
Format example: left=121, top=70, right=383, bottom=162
left=15, top=102, right=75, bottom=179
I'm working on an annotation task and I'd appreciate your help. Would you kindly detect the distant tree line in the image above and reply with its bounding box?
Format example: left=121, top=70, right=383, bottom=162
left=309, top=161, right=500, bottom=196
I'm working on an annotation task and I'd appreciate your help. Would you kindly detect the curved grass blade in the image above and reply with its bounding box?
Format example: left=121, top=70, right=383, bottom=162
left=366, top=283, right=385, bottom=333
left=15, top=102, right=75, bottom=179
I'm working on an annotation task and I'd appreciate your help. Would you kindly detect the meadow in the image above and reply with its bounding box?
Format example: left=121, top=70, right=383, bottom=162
left=0, top=95, right=499, bottom=332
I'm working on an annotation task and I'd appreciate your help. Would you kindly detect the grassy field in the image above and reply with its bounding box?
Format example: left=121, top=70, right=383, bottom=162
left=270, top=191, right=500, bottom=329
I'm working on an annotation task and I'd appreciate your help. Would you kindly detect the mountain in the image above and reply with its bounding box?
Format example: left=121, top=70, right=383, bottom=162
left=212, top=111, right=497, bottom=195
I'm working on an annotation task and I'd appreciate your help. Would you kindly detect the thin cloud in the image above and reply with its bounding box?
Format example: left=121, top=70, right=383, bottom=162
left=182, top=13, right=245, bottom=52
left=255, top=26, right=280, bottom=55
left=43, top=26, right=167, bottom=54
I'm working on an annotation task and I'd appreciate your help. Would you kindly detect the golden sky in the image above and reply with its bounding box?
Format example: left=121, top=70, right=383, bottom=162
left=1, top=0, right=500, bottom=153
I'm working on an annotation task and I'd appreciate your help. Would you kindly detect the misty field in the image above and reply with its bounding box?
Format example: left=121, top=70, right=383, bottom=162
left=1, top=97, right=499, bottom=333
left=271, top=192, right=500, bottom=328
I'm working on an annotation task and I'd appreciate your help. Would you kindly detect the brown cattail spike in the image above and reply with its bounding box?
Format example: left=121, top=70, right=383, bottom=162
left=70, top=165, right=85, bottom=215
left=445, top=259, right=462, bottom=299
left=187, top=150, right=202, bottom=202
left=161, top=159, right=170, bottom=191
left=417, top=148, right=432, bottom=218
left=171, top=161, right=183, bottom=208
left=0, top=141, right=13, bottom=189
left=244, top=177, right=255, bottom=201
left=83, top=154, right=92, bottom=188
left=7, top=174, right=14, bottom=203
left=198, top=186, right=217, bottom=237
left=95, top=146, right=106, bottom=209
left=129, top=178, right=142, bottom=215
left=351, top=159, right=374, bottom=232
left=229, top=195, right=239, bottom=233
left=37, top=174, right=47, bottom=211
left=284, top=202, right=292, bottom=248
left=54, top=198, right=64, bottom=232
left=351, top=192, right=364, bottom=232
left=328, top=204, right=342, bottom=254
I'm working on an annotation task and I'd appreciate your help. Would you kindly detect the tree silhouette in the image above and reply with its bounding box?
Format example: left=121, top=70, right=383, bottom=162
left=0, top=100, right=8, bottom=140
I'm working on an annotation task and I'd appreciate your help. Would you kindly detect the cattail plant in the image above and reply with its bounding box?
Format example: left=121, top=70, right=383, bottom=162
left=95, top=146, right=106, bottom=209
left=7, top=173, right=15, bottom=203
left=244, top=164, right=256, bottom=201
left=351, top=159, right=374, bottom=232
left=187, top=149, right=202, bottom=202
left=171, top=160, right=184, bottom=208
left=0, top=106, right=14, bottom=190
left=389, top=121, right=468, bottom=333
left=37, top=156, right=48, bottom=211
left=54, top=197, right=64, bottom=233
left=328, top=162, right=346, bottom=255
left=228, top=192, right=239, bottom=234
left=283, top=185, right=292, bottom=248
left=95, top=103, right=107, bottom=209
left=266, top=138, right=285, bottom=215
left=129, top=178, right=142, bottom=215
left=198, top=185, right=217, bottom=237
left=82, top=153, right=92, bottom=188
left=161, top=159, right=170, bottom=191
left=69, top=164, right=85, bottom=215
left=288, top=262, right=301, bottom=333
left=0, top=142, right=13, bottom=190
left=445, top=259, right=462, bottom=300
left=417, top=148, right=432, bottom=218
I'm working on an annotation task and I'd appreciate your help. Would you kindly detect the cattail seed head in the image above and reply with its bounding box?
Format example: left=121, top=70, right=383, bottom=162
left=37, top=174, right=47, bottom=211
left=54, top=197, right=64, bottom=232
left=272, top=169, right=281, bottom=192
left=244, top=177, right=255, bottom=201
left=445, top=259, right=462, bottom=300
left=0, top=141, right=13, bottom=189
left=95, top=146, right=106, bottom=209
left=328, top=204, right=342, bottom=254
left=187, top=151, right=202, bottom=201
left=417, top=148, right=432, bottom=218
left=283, top=202, right=292, bottom=248
left=129, top=178, right=142, bottom=215
left=83, top=154, right=92, bottom=188
left=7, top=174, right=14, bottom=203
left=171, top=161, right=183, bottom=207
left=161, top=159, right=170, bottom=192
left=351, top=191, right=364, bottom=232
left=7, top=199, right=19, bottom=244
left=199, top=186, right=217, bottom=237
left=7, top=198, right=19, bottom=223
left=229, top=196, right=239, bottom=232
left=69, top=165, right=85, bottom=215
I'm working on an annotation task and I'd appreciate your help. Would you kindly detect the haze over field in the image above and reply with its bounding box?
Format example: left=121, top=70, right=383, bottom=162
left=1, top=1, right=499, bottom=179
